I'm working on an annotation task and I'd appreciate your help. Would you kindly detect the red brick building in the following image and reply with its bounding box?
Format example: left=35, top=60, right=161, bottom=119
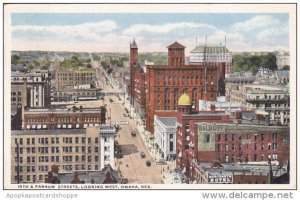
left=145, top=41, right=225, bottom=133
left=24, top=106, right=106, bottom=130
left=175, top=93, right=290, bottom=181
left=129, top=39, right=146, bottom=118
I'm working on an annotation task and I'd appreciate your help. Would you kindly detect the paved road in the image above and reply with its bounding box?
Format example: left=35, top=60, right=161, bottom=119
left=85, top=53, right=162, bottom=183
left=112, top=102, right=163, bottom=184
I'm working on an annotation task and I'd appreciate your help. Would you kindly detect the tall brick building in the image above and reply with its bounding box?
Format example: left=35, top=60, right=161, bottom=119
left=129, top=39, right=146, bottom=118
left=145, top=41, right=225, bottom=133
left=175, top=93, right=290, bottom=181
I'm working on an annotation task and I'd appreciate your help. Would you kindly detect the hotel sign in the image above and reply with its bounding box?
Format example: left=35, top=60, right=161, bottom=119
left=208, top=174, right=233, bottom=184
left=198, top=124, right=225, bottom=132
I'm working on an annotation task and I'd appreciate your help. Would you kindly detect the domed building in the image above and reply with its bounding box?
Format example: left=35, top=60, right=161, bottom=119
left=178, top=93, right=192, bottom=114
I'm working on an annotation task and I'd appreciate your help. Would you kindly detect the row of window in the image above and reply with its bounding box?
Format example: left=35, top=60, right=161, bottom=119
left=216, top=143, right=278, bottom=152
left=212, top=133, right=279, bottom=142
left=15, top=137, right=99, bottom=145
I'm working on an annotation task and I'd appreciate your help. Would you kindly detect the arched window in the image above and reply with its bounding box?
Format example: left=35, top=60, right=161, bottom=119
left=192, top=88, right=197, bottom=109
left=165, top=88, right=170, bottom=110
left=174, top=88, right=179, bottom=110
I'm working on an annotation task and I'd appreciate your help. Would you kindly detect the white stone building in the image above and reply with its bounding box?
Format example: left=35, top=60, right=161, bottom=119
left=154, top=116, right=177, bottom=160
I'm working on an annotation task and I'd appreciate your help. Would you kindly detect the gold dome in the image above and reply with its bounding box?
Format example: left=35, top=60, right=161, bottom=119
left=178, top=93, right=191, bottom=106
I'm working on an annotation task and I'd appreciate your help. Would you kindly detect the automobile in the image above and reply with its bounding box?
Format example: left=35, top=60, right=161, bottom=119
left=156, top=159, right=167, bottom=165
left=145, top=160, right=151, bottom=167
left=131, top=131, right=136, bottom=137
left=140, top=151, right=146, bottom=158
left=123, top=113, right=127, bottom=117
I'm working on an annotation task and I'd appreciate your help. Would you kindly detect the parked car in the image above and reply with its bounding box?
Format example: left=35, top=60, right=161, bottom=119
left=140, top=151, right=146, bottom=158
left=146, top=160, right=151, bottom=167
left=156, top=159, right=167, bottom=165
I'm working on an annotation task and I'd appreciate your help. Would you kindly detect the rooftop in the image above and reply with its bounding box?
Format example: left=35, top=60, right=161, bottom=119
left=156, top=117, right=177, bottom=127
left=12, top=129, right=86, bottom=136
left=167, top=41, right=185, bottom=49
left=191, top=44, right=230, bottom=53
left=24, top=107, right=103, bottom=114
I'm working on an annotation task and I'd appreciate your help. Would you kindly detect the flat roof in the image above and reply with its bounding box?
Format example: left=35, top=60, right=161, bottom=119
left=12, top=129, right=86, bottom=136
left=156, top=117, right=177, bottom=127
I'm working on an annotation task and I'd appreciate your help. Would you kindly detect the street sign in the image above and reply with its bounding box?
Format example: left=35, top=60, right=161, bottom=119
left=111, top=121, right=129, bottom=125
left=208, top=173, right=233, bottom=184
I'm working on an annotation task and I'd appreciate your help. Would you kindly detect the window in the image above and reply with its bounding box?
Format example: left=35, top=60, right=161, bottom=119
left=170, top=141, right=174, bottom=151
left=261, top=143, right=264, bottom=150
left=217, top=134, right=221, bottom=142
left=95, top=138, right=99, bottom=144
left=272, top=143, right=277, bottom=150
left=225, top=144, right=229, bottom=151
left=272, top=133, right=277, bottom=140
left=205, top=134, right=210, bottom=143
left=261, top=154, right=264, bottom=161
left=232, top=134, right=235, bottom=141
left=95, top=147, right=98, bottom=153
left=254, top=154, right=257, bottom=161
left=254, top=143, right=257, bottom=150
left=225, top=134, right=228, bottom=141
left=239, top=134, right=242, bottom=140
left=261, top=133, right=264, bottom=140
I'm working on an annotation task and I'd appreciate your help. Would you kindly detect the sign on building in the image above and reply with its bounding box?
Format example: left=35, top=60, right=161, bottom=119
left=208, top=173, right=233, bottom=184
left=111, top=121, right=129, bottom=125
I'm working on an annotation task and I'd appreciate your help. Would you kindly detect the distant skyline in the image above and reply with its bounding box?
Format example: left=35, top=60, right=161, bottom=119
left=11, top=13, right=289, bottom=54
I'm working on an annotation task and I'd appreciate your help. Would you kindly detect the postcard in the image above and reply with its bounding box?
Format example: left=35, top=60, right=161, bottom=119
left=3, top=3, right=297, bottom=191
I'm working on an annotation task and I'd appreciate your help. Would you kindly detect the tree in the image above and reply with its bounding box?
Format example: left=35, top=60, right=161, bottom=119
left=86, top=63, right=92, bottom=68
left=101, top=61, right=110, bottom=70
left=11, top=54, right=20, bottom=64
left=42, top=61, right=51, bottom=70
left=283, top=65, right=290, bottom=70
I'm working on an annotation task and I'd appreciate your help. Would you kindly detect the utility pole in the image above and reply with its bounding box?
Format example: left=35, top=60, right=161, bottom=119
left=16, top=141, right=20, bottom=184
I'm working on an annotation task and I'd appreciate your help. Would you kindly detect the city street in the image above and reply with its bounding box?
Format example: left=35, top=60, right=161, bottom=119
left=90, top=53, right=163, bottom=184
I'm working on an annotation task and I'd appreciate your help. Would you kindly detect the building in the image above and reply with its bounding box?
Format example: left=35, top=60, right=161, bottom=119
left=54, top=68, right=96, bottom=89
left=189, top=44, right=232, bottom=74
left=11, top=64, right=29, bottom=73
left=229, top=84, right=290, bottom=125
left=175, top=93, right=289, bottom=181
left=270, top=70, right=290, bottom=85
left=51, top=85, right=98, bottom=102
left=45, top=164, right=121, bottom=184
left=199, top=96, right=242, bottom=111
left=145, top=41, right=224, bottom=133
left=11, top=83, right=28, bottom=130
left=23, top=106, right=106, bottom=130
left=194, top=162, right=289, bottom=184
left=11, top=126, right=115, bottom=184
left=276, top=53, right=290, bottom=69
left=11, top=70, right=51, bottom=108
left=154, top=116, right=177, bottom=160
left=129, top=39, right=146, bottom=118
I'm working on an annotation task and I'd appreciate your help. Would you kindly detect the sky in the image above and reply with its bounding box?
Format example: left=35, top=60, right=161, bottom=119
left=11, top=13, right=289, bottom=53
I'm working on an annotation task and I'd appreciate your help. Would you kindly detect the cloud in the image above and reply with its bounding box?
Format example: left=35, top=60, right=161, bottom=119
left=123, top=22, right=216, bottom=35
left=11, top=15, right=289, bottom=53
left=232, top=15, right=280, bottom=32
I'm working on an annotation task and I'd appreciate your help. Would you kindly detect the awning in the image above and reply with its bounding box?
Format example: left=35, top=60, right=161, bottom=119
left=76, top=124, right=80, bottom=128
left=32, top=125, right=36, bottom=129
left=37, top=125, right=41, bottom=129
left=42, top=125, right=47, bottom=129
left=84, top=124, right=88, bottom=128
left=26, top=125, right=30, bottom=129
left=95, top=124, right=99, bottom=126
left=62, top=124, right=67, bottom=128
left=68, top=124, right=72, bottom=129
left=57, top=124, right=61, bottom=128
